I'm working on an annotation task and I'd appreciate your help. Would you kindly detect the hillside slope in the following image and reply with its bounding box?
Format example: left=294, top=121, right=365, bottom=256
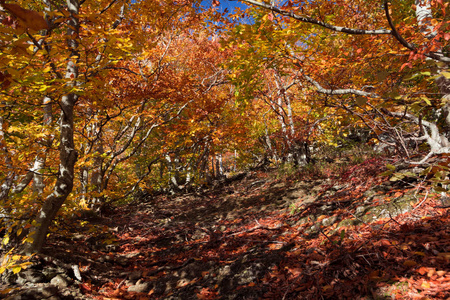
left=2, top=157, right=449, bottom=300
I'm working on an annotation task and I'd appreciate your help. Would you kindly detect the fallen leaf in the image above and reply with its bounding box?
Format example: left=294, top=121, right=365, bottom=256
left=416, top=266, right=429, bottom=275
left=420, top=280, right=431, bottom=289
left=403, top=260, right=417, bottom=267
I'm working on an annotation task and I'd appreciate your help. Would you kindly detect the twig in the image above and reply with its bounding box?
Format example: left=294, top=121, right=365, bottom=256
left=412, top=190, right=429, bottom=211
left=388, top=211, right=401, bottom=226
left=117, top=277, right=127, bottom=289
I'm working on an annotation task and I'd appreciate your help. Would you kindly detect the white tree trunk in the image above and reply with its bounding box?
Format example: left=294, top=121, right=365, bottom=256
left=415, top=0, right=435, bottom=38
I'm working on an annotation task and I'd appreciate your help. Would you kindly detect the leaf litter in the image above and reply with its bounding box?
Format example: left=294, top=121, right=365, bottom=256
left=7, top=157, right=450, bottom=299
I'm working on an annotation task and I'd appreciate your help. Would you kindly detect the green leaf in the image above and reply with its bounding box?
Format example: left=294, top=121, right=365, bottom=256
left=380, top=170, right=393, bottom=176
left=386, top=164, right=396, bottom=171
left=421, top=96, right=431, bottom=106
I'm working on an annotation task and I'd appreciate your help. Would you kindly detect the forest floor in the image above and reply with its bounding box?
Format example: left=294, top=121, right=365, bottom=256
left=2, top=156, right=450, bottom=299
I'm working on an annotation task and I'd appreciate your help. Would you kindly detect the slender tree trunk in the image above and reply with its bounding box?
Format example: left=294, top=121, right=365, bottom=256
left=262, top=110, right=278, bottom=163
left=33, top=96, right=53, bottom=194
left=25, top=0, right=80, bottom=254
left=165, top=154, right=180, bottom=192
left=215, top=153, right=224, bottom=178
left=0, top=116, right=14, bottom=202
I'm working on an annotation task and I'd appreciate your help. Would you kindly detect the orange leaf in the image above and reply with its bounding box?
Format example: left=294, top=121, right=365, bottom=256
left=416, top=266, right=429, bottom=275
left=378, top=239, right=391, bottom=246
left=393, top=191, right=403, bottom=197
left=317, top=215, right=327, bottom=222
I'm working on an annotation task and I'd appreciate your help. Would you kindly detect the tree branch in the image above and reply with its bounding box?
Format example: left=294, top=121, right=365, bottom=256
left=383, top=0, right=450, bottom=63
left=239, top=0, right=392, bottom=35
left=302, top=73, right=379, bottom=98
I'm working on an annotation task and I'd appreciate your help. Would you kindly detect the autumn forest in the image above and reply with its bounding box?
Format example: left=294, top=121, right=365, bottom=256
left=0, top=0, right=449, bottom=299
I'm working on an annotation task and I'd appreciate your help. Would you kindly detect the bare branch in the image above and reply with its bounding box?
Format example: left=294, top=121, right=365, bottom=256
left=302, top=73, right=379, bottom=98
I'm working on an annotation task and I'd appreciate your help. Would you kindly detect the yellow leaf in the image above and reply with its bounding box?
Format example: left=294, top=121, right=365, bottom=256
left=421, top=280, right=431, bottom=289
left=12, top=255, right=21, bottom=261
left=2, top=236, right=9, bottom=246
left=12, top=266, right=21, bottom=274
left=23, top=236, right=34, bottom=244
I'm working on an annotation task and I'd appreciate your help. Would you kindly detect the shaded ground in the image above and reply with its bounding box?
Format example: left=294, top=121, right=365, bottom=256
left=1, top=157, right=450, bottom=299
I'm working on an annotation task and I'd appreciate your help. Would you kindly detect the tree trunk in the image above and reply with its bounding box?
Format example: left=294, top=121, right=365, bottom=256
left=25, top=0, right=80, bottom=254
left=33, top=96, right=53, bottom=194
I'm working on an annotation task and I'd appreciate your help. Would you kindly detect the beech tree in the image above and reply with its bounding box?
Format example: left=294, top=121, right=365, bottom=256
left=0, top=0, right=208, bottom=254
left=224, top=0, right=449, bottom=162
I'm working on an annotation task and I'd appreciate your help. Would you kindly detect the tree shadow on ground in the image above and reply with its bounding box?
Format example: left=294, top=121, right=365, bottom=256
left=7, top=162, right=449, bottom=300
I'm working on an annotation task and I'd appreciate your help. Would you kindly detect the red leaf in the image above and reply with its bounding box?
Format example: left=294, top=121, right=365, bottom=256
left=400, top=62, right=412, bottom=71
left=1, top=16, right=15, bottom=27
left=212, top=0, right=220, bottom=7
left=268, top=13, right=274, bottom=21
